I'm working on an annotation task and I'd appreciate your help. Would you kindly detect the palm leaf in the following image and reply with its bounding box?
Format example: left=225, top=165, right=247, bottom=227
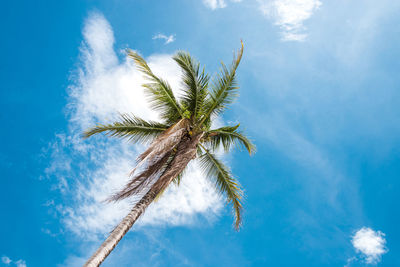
left=156, top=149, right=188, bottom=201
left=127, top=50, right=183, bottom=124
left=199, top=41, right=244, bottom=126
left=136, top=119, right=188, bottom=162
left=83, top=113, right=168, bottom=144
left=198, top=145, right=243, bottom=230
left=109, top=121, right=190, bottom=202
left=154, top=166, right=186, bottom=202
left=173, top=52, right=209, bottom=120
left=204, top=124, right=255, bottom=155
left=108, top=150, right=173, bottom=202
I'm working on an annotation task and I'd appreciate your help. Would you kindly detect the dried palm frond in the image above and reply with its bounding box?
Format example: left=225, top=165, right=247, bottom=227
left=150, top=133, right=203, bottom=194
left=128, top=119, right=189, bottom=177
left=137, top=119, right=189, bottom=162
left=108, top=150, right=173, bottom=202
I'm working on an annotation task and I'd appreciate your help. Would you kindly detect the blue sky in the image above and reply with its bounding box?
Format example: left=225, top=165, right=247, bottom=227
left=1, top=0, right=400, bottom=266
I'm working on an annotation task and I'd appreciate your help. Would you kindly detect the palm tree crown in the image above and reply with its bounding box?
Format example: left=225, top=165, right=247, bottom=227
left=83, top=41, right=255, bottom=266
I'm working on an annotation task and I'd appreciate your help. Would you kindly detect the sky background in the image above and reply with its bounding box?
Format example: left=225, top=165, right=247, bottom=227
left=1, top=0, right=400, bottom=266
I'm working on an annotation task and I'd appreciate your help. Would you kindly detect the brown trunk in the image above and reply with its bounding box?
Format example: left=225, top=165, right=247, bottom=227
left=83, top=186, right=159, bottom=267
left=83, top=133, right=203, bottom=267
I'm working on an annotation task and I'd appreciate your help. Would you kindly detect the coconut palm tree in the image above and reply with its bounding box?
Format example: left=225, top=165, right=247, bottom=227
left=83, top=41, right=255, bottom=266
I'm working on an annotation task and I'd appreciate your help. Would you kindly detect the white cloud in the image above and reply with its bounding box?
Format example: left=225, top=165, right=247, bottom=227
left=2, top=256, right=11, bottom=265
left=14, top=260, right=26, bottom=267
left=1, top=256, right=26, bottom=267
left=258, top=0, right=322, bottom=41
left=351, top=227, right=387, bottom=264
left=47, top=12, right=223, bottom=239
left=202, top=0, right=242, bottom=10
left=152, top=33, right=176, bottom=44
left=203, top=0, right=227, bottom=9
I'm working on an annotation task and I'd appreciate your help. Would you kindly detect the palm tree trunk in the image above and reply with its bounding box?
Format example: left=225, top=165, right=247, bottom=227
left=83, top=187, right=159, bottom=267
left=84, top=133, right=203, bottom=266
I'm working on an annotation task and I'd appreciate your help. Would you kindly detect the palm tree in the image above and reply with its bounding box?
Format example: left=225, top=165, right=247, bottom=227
left=83, top=41, right=255, bottom=266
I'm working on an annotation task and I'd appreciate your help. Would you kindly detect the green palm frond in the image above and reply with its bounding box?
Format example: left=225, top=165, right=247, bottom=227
left=127, top=50, right=183, bottom=124
left=83, top=113, right=168, bottom=144
left=173, top=52, right=209, bottom=121
left=198, top=145, right=243, bottom=230
left=204, top=124, right=255, bottom=155
left=199, top=41, right=244, bottom=126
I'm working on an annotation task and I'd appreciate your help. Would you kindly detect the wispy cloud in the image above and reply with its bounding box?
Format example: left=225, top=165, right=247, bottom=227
left=58, top=229, right=193, bottom=267
left=350, top=227, right=387, bottom=264
left=46, top=12, right=223, bottom=239
left=1, top=256, right=26, bottom=267
left=203, top=0, right=227, bottom=9
left=202, top=0, right=242, bottom=10
left=257, top=0, right=322, bottom=41
left=1, top=256, right=11, bottom=265
left=14, top=261, right=26, bottom=267
left=152, top=33, right=175, bottom=44
left=246, top=108, right=364, bottom=256
left=255, top=113, right=343, bottom=203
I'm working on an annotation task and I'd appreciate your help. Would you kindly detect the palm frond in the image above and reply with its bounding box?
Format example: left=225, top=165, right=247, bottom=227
left=83, top=113, right=168, bottom=144
left=114, top=120, right=191, bottom=202
left=198, top=145, right=243, bottom=230
left=204, top=124, right=255, bottom=155
left=199, top=41, right=244, bottom=126
left=173, top=52, right=209, bottom=120
left=108, top=150, right=173, bottom=202
left=154, top=152, right=188, bottom=202
left=137, top=119, right=188, bottom=162
left=127, top=50, right=183, bottom=124
left=148, top=133, right=204, bottom=202
left=153, top=167, right=186, bottom=202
